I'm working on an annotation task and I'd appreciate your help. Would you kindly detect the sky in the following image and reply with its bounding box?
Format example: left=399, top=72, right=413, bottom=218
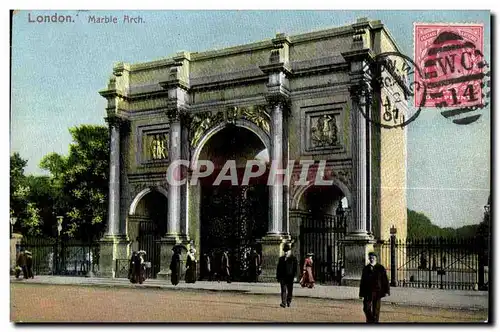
left=10, top=10, right=491, bottom=228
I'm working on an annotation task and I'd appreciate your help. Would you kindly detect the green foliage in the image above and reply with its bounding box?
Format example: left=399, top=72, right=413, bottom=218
left=25, top=175, right=62, bottom=237
left=41, top=125, right=109, bottom=241
left=407, top=209, right=480, bottom=239
left=10, top=153, right=28, bottom=212
left=11, top=126, right=109, bottom=240
left=10, top=153, right=42, bottom=235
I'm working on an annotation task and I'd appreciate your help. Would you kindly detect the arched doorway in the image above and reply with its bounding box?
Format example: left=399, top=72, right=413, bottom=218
left=128, top=188, right=167, bottom=278
left=198, top=125, right=269, bottom=281
left=292, top=185, right=348, bottom=285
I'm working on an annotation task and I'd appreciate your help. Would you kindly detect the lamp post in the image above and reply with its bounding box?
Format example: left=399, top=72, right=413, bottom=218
left=57, top=216, right=63, bottom=237
left=56, top=216, right=63, bottom=274
left=10, top=217, right=17, bottom=238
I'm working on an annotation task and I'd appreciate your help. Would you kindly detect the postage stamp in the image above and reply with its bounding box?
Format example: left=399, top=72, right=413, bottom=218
left=414, top=23, right=488, bottom=124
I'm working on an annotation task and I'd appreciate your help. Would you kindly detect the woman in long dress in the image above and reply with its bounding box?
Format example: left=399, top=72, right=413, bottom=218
left=170, top=247, right=181, bottom=286
left=300, top=253, right=315, bottom=288
left=185, top=248, right=197, bottom=283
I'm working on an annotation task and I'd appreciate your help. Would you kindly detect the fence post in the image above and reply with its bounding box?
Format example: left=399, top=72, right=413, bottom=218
left=478, top=236, right=486, bottom=290
left=428, top=238, right=433, bottom=288
left=390, top=226, right=397, bottom=287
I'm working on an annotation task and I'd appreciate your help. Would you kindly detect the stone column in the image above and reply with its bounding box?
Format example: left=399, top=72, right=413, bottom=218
left=107, top=116, right=121, bottom=236
left=351, top=89, right=369, bottom=237
left=341, top=85, right=375, bottom=286
left=259, top=53, right=292, bottom=281
left=156, top=99, right=190, bottom=280
left=167, top=112, right=181, bottom=236
left=269, top=99, right=284, bottom=235
left=99, top=116, right=130, bottom=278
left=365, top=91, right=372, bottom=235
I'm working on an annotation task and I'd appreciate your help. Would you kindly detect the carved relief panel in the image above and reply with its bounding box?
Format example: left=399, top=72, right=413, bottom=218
left=301, top=103, right=347, bottom=155
left=146, top=133, right=168, bottom=161
left=136, top=123, right=170, bottom=166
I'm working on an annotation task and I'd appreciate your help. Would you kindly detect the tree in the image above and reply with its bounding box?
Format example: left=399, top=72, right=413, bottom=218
left=407, top=209, right=442, bottom=238
left=25, top=175, right=62, bottom=237
left=407, top=209, right=480, bottom=239
left=40, top=125, right=109, bottom=241
left=10, top=153, right=28, bottom=217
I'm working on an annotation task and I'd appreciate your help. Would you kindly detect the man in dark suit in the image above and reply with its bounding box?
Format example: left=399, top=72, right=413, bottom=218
left=276, top=243, right=298, bottom=308
left=359, top=252, right=390, bottom=323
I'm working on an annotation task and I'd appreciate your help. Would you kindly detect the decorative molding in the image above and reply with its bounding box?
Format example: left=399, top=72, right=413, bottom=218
left=189, top=110, right=225, bottom=148
left=129, top=178, right=168, bottom=198
left=188, top=104, right=270, bottom=149
left=288, top=162, right=353, bottom=208
left=227, top=105, right=270, bottom=134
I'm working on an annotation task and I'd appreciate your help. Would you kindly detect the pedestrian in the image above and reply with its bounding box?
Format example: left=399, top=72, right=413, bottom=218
left=128, top=251, right=138, bottom=283
left=248, top=248, right=261, bottom=282
left=276, top=243, right=298, bottom=308
left=220, top=249, right=231, bottom=283
left=300, top=253, right=315, bottom=288
left=16, top=249, right=27, bottom=279
left=359, top=252, right=390, bottom=323
left=25, top=250, right=34, bottom=279
left=203, top=252, right=213, bottom=281
left=136, top=250, right=146, bottom=284
left=185, top=248, right=197, bottom=283
left=170, top=246, right=181, bottom=286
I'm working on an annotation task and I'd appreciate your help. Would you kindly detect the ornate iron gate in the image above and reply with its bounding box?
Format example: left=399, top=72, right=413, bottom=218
left=201, top=184, right=268, bottom=281
left=138, top=221, right=161, bottom=278
left=294, top=210, right=347, bottom=284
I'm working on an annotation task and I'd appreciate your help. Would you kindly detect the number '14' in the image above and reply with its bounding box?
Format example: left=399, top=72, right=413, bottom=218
left=448, top=84, right=478, bottom=105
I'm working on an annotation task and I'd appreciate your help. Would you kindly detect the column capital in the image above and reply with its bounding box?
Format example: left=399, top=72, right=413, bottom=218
left=348, top=82, right=372, bottom=105
left=104, top=115, right=129, bottom=129
left=265, top=92, right=291, bottom=112
left=165, top=106, right=182, bottom=122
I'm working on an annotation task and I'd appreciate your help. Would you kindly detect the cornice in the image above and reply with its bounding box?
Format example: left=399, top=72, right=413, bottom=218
left=159, top=79, right=190, bottom=91
left=99, top=88, right=128, bottom=100
left=259, top=62, right=292, bottom=76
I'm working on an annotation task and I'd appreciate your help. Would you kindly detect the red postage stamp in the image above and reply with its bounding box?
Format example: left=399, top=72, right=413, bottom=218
left=414, top=23, right=485, bottom=110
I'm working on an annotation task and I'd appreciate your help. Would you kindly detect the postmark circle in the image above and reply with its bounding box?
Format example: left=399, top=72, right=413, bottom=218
left=358, top=51, right=427, bottom=129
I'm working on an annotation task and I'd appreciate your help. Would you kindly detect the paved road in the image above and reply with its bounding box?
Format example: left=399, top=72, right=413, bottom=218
left=10, top=275, right=489, bottom=310
left=11, top=283, right=487, bottom=323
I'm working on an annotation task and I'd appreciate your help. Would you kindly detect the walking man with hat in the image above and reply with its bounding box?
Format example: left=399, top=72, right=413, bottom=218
left=359, top=252, right=390, bottom=323
left=276, top=243, right=298, bottom=308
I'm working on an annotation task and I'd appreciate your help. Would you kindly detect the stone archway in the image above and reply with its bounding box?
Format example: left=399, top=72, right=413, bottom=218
left=128, top=187, right=168, bottom=278
left=291, top=184, right=348, bottom=285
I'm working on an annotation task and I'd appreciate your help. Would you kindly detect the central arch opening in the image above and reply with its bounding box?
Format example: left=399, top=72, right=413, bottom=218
left=198, top=125, right=269, bottom=281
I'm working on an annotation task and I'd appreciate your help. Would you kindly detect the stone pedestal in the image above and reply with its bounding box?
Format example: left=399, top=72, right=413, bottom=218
left=341, top=235, right=375, bottom=286
left=98, top=235, right=130, bottom=278
left=257, top=234, right=290, bottom=282
left=156, top=235, right=190, bottom=281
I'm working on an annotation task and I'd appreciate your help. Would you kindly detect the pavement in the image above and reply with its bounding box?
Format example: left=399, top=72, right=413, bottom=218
left=10, top=275, right=488, bottom=311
